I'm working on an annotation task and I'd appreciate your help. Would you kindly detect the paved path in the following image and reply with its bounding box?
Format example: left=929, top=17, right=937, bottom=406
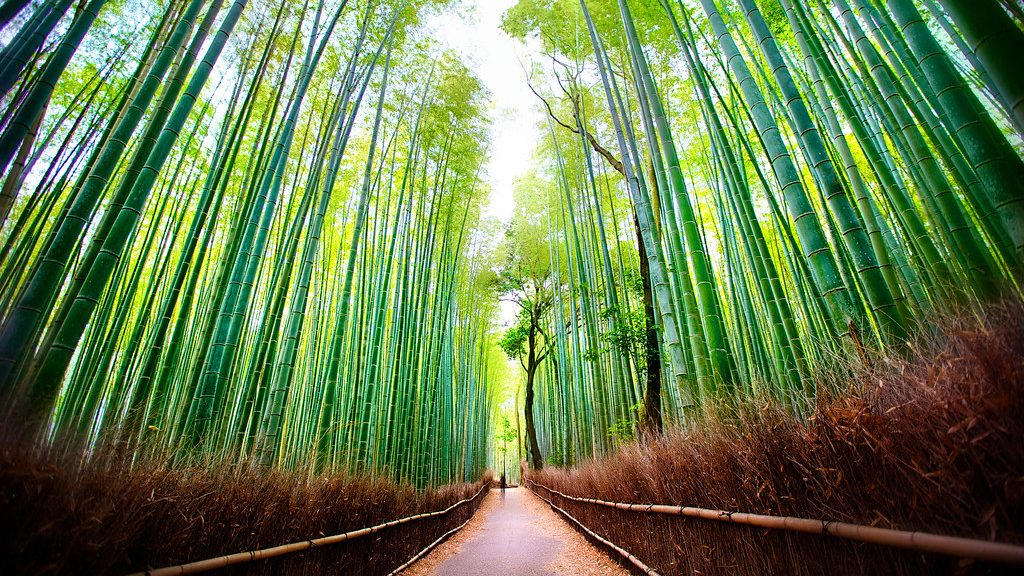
left=401, top=487, right=629, bottom=576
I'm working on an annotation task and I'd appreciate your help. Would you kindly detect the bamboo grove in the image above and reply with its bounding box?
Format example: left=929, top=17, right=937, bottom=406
left=501, top=0, right=1024, bottom=468
left=3, top=0, right=1024, bottom=483
left=0, top=0, right=498, bottom=487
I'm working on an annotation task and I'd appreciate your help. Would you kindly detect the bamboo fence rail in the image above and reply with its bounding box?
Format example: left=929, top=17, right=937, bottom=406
left=127, top=482, right=489, bottom=576
left=530, top=481, right=661, bottom=575
left=527, top=480, right=1024, bottom=567
left=386, top=516, right=473, bottom=575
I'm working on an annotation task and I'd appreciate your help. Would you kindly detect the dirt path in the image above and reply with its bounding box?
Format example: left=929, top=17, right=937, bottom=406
left=400, top=487, right=629, bottom=576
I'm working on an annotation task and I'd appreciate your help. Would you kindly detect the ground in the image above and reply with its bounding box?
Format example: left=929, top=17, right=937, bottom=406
left=401, top=487, right=630, bottom=575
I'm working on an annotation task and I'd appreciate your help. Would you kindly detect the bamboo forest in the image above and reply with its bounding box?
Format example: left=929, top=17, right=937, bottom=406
left=1, top=0, right=1023, bottom=574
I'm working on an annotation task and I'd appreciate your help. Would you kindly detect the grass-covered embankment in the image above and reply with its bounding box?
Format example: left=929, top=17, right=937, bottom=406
left=528, top=300, right=1024, bottom=575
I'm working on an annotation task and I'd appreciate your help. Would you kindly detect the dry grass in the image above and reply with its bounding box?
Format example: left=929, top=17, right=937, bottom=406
left=0, top=442, right=489, bottom=575
left=528, top=299, right=1024, bottom=575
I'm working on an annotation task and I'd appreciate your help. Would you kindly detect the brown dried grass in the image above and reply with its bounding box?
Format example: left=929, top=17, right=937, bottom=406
left=529, top=299, right=1024, bottom=575
left=0, top=442, right=489, bottom=575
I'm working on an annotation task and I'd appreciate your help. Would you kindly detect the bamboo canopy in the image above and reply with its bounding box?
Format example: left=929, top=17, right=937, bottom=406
left=0, top=0, right=1022, bottom=500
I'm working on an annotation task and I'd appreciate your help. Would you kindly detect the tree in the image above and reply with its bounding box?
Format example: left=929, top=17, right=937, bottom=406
left=525, top=67, right=666, bottom=437
left=498, top=211, right=554, bottom=470
left=495, top=414, right=517, bottom=481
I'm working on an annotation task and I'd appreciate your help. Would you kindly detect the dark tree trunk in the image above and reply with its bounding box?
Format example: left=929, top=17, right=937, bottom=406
left=524, top=316, right=544, bottom=469
left=535, top=95, right=667, bottom=440
left=634, top=215, right=663, bottom=436
left=579, top=127, right=664, bottom=438
left=524, top=363, right=543, bottom=470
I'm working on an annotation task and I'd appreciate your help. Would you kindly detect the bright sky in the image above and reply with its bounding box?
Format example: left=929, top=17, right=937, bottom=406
left=425, top=0, right=543, bottom=224
left=425, top=0, right=543, bottom=334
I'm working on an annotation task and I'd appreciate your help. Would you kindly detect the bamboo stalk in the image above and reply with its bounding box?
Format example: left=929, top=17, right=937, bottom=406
left=528, top=482, right=1024, bottom=566
left=127, top=483, right=488, bottom=576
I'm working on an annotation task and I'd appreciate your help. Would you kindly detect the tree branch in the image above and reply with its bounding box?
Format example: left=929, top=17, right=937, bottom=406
left=583, top=130, right=625, bottom=176
left=525, top=72, right=579, bottom=134
left=524, top=68, right=626, bottom=178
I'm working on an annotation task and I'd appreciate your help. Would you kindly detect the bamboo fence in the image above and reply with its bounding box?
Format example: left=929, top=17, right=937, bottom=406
left=127, top=482, right=489, bottom=576
left=527, top=480, right=1024, bottom=568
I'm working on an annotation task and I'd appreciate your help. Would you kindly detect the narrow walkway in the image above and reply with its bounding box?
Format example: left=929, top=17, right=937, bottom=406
left=401, top=487, right=629, bottom=576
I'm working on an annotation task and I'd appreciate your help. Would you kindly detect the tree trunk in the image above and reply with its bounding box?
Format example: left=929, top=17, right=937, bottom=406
left=578, top=123, right=664, bottom=438
left=524, top=363, right=543, bottom=469
left=635, top=215, right=663, bottom=436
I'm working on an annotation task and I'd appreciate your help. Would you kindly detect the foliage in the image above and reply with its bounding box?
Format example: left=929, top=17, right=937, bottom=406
left=507, top=0, right=1024, bottom=469
left=600, top=305, right=647, bottom=370
left=499, top=320, right=530, bottom=361
left=547, top=437, right=575, bottom=467
left=0, top=0, right=499, bottom=488
left=606, top=401, right=641, bottom=446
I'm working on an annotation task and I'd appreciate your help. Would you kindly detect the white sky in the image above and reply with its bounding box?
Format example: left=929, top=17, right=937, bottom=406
left=425, top=0, right=543, bottom=224
left=425, top=1, right=543, bottom=332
